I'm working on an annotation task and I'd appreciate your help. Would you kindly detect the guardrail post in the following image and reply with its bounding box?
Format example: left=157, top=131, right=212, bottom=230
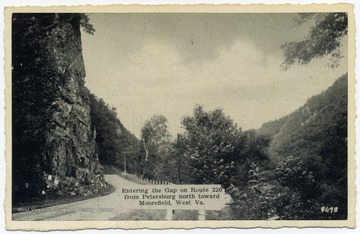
left=198, top=210, right=206, bottom=220
left=166, top=209, right=173, bottom=220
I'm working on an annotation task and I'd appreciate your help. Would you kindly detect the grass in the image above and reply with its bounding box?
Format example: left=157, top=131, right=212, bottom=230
left=12, top=183, right=115, bottom=214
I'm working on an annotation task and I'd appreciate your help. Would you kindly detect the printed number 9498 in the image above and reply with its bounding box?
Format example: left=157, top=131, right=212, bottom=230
left=321, top=206, right=338, bottom=213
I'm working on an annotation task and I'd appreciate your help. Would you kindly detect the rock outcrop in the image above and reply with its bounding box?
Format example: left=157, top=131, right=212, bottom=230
left=12, top=13, right=106, bottom=200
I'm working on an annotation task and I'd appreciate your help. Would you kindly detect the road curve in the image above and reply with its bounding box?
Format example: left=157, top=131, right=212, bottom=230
left=12, top=175, right=139, bottom=221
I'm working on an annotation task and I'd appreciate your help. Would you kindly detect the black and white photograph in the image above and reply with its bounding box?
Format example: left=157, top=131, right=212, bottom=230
left=4, top=3, right=355, bottom=230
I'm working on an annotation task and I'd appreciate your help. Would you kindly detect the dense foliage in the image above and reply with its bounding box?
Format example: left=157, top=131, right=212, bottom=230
left=141, top=106, right=272, bottom=190
left=87, top=91, right=141, bottom=174
left=282, top=13, right=348, bottom=68
left=257, top=74, right=348, bottom=219
left=134, top=78, right=348, bottom=219
left=179, top=106, right=242, bottom=186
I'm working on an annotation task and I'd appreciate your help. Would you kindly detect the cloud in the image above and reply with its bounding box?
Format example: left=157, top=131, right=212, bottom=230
left=92, top=39, right=260, bottom=134
left=84, top=13, right=304, bottom=65
left=82, top=13, right=348, bottom=137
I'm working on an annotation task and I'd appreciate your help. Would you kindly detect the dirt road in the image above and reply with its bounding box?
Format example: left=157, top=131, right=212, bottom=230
left=12, top=175, right=139, bottom=221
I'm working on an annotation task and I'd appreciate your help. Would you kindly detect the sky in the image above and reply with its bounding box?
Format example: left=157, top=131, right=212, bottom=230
left=81, top=13, right=348, bottom=138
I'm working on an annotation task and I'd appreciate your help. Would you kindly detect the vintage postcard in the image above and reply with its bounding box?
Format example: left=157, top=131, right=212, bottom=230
left=4, top=3, right=356, bottom=230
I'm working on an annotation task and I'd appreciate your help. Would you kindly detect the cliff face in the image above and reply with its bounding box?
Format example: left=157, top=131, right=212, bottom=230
left=12, top=14, right=106, bottom=201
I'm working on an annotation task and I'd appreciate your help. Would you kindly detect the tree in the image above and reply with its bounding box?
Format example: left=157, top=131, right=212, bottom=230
left=282, top=13, right=347, bottom=69
left=88, top=91, right=141, bottom=171
left=88, top=93, right=120, bottom=165
left=140, top=115, right=171, bottom=179
left=229, top=130, right=272, bottom=188
left=257, top=75, right=348, bottom=219
left=172, top=134, right=193, bottom=184
left=79, top=14, right=95, bottom=35
left=180, top=105, right=241, bottom=187
left=230, top=165, right=279, bottom=220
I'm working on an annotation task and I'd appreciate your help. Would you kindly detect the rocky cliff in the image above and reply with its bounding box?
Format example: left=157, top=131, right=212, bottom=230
left=12, top=13, right=106, bottom=202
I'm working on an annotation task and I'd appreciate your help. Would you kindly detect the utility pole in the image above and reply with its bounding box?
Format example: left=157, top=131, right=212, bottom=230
left=176, top=135, right=183, bottom=184
left=177, top=151, right=181, bottom=184
left=177, top=142, right=182, bottom=184
left=124, top=153, right=127, bottom=174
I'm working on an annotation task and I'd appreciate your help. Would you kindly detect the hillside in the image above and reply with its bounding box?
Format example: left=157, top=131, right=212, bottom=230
left=256, top=73, right=348, bottom=219
left=87, top=92, right=141, bottom=173
left=258, top=73, right=347, bottom=163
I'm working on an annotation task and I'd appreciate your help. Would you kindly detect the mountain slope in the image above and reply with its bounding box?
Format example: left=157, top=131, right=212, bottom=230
left=258, top=73, right=347, bottom=163
left=257, top=73, right=348, bottom=219
left=87, top=92, right=141, bottom=173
